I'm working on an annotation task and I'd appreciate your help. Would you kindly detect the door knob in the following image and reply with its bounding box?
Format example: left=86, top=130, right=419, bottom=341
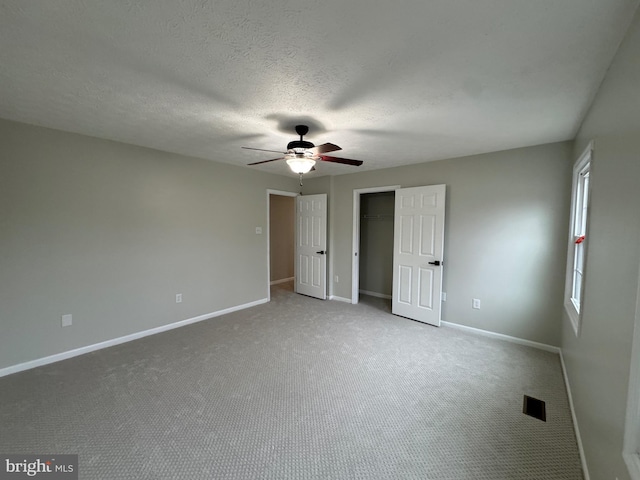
left=316, top=250, right=326, bottom=255
left=428, top=260, right=441, bottom=266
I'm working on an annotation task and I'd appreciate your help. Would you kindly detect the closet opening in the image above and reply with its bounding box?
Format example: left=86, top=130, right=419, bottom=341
left=351, top=186, right=399, bottom=310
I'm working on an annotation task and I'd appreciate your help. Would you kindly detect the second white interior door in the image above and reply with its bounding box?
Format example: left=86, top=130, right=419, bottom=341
left=392, top=185, right=446, bottom=326
left=295, top=194, right=327, bottom=300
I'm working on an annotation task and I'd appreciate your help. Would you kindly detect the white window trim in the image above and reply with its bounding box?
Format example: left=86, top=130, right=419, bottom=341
left=564, top=141, right=593, bottom=336
left=623, top=263, right=640, bottom=480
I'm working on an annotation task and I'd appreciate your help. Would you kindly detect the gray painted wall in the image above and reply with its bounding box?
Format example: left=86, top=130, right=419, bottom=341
left=561, top=8, right=640, bottom=480
left=306, top=142, right=573, bottom=346
left=0, top=119, right=299, bottom=370
left=359, top=192, right=394, bottom=296
left=269, top=195, right=294, bottom=282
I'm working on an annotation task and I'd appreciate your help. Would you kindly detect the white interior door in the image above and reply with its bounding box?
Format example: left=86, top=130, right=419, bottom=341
left=295, top=194, right=327, bottom=299
left=392, top=185, right=446, bottom=326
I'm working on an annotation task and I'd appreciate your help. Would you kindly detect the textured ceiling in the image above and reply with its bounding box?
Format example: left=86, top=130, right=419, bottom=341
left=1, top=0, right=638, bottom=177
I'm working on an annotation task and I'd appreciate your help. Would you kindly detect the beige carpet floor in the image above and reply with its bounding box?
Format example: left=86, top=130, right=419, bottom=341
left=0, top=282, right=583, bottom=479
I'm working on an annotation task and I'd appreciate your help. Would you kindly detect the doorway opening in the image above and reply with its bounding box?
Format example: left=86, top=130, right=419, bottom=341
left=352, top=186, right=400, bottom=306
left=358, top=191, right=395, bottom=312
left=267, top=190, right=298, bottom=301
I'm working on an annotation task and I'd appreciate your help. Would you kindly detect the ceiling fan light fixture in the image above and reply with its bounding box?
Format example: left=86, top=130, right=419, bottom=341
left=286, top=157, right=316, bottom=174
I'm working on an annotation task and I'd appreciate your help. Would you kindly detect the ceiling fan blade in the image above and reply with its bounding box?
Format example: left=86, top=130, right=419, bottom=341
left=242, top=147, right=286, bottom=154
left=309, top=143, right=341, bottom=155
left=319, top=155, right=363, bottom=166
left=248, top=157, right=284, bottom=165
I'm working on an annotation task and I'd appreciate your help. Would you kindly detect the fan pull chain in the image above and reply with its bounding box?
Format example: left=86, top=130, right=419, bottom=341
left=299, top=172, right=304, bottom=187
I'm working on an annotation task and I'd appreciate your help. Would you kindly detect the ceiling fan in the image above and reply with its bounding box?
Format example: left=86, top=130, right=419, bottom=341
left=243, top=125, right=363, bottom=174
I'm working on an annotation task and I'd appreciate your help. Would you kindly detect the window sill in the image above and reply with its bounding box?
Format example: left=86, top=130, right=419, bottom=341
left=565, top=300, right=580, bottom=337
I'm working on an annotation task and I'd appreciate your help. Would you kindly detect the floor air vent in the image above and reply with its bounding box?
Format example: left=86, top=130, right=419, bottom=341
left=523, top=395, right=546, bottom=422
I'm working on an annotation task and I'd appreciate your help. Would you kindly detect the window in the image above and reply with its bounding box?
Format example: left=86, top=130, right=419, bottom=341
left=564, top=142, right=592, bottom=335
left=623, top=269, right=640, bottom=480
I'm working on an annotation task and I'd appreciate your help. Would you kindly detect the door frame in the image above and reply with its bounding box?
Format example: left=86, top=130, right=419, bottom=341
left=351, top=185, right=401, bottom=304
left=266, top=189, right=299, bottom=302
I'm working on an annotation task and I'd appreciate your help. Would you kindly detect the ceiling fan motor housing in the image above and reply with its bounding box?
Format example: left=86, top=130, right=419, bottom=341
left=287, top=140, right=315, bottom=150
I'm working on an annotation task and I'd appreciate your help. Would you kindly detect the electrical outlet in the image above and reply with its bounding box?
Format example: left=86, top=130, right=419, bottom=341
left=441, top=292, right=447, bottom=302
left=61, top=314, right=73, bottom=327
left=176, top=294, right=182, bottom=303
left=335, top=275, right=339, bottom=283
left=472, top=298, right=481, bottom=309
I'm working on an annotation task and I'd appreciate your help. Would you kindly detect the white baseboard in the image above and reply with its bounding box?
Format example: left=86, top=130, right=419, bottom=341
left=559, top=350, right=591, bottom=480
left=358, top=289, right=392, bottom=299
left=270, top=277, right=294, bottom=285
left=0, top=298, right=269, bottom=379
left=330, top=295, right=352, bottom=303
left=441, top=321, right=560, bottom=353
